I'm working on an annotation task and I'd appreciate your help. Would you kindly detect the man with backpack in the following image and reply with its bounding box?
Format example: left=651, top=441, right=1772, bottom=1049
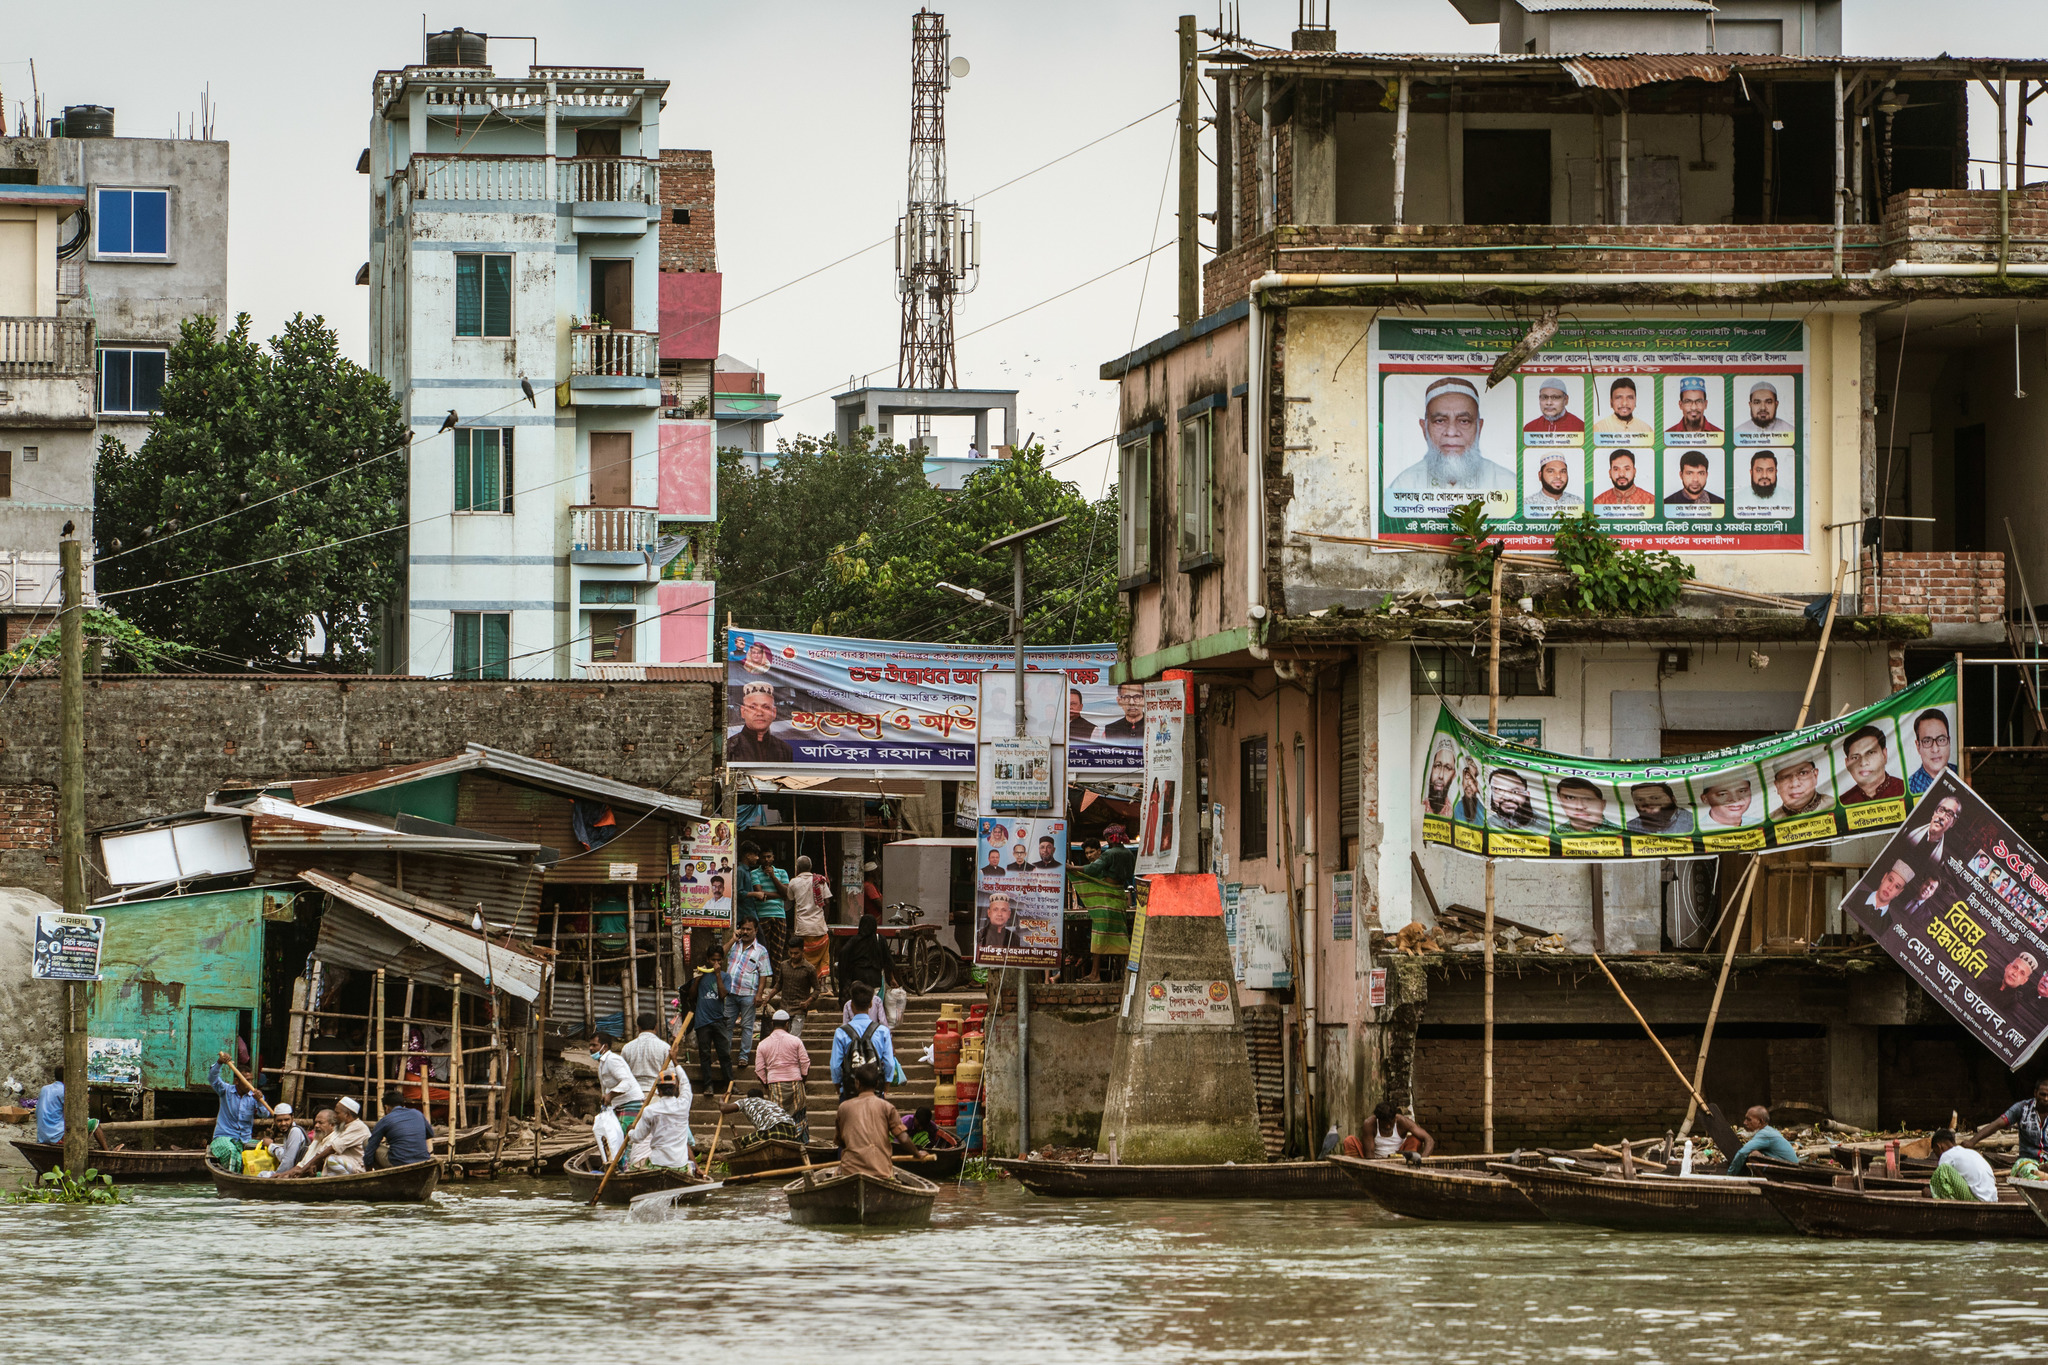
left=830, top=980, right=898, bottom=1100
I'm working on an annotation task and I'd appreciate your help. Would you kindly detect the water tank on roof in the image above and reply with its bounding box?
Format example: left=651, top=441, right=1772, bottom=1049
left=425, top=27, right=488, bottom=67
left=61, top=105, right=115, bottom=139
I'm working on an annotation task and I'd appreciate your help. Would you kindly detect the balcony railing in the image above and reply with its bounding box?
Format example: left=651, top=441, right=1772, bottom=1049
left=571, top=506, right=659, bottom=556
left=405, top=154, right=657, bottom=205
left=0, top=316, right=93, bottom=378
left=571, top=328, right=659, bottom=379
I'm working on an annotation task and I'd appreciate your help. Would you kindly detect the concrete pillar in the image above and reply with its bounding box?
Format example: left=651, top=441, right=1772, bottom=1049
left=1374, top=645, right=1414, bottom=931
left=974, top=409, right=988, bottom=454
left=1096, top=875, right=1264, bottom=1163
left=1292, top=80, right=1336, bottom=226
left=1826, top=1022, right=1881, bottom=1129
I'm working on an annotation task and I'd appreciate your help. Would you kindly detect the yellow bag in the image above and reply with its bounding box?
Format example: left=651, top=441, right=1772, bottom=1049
left=241, top=1144, right=277, bottom=1175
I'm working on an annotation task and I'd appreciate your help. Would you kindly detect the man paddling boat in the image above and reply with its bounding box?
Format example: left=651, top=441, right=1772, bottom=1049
left=835, top=1063, right=912, bottom=1180
left=626, top=1074, right=695, bottom=1171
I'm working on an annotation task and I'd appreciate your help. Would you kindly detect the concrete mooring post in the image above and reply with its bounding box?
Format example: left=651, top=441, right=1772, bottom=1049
left=1096, top=874, right=1263, bottom=1163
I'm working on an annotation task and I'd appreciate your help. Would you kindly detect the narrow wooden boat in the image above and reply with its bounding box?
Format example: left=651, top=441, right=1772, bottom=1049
left=2014, top=1178, right=2048, bottom=1232
left=206, top=1158, right=439, bottom=1203
left=12, top=1140, right=210, bottom=1183
left=1497, top=1163, right=1790, bottom=1234
left=992, top=1157, right=1357, bottom=1200
left=722, top=1137, right=841, bottom=1177
left=1747, top=1158, right=1925, bottom=1193
left=1761, top=1179, right=2048, bottom=1240
left=1328, top=1153, right=1544, bottom=1221
left=563, top=1149, right=703, bottom=1206
left=783, top=1166, right=939, bottom=1227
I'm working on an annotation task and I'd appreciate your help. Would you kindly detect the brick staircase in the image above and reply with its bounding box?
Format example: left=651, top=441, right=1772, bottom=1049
left=684, top=989, right=985, bottom=1148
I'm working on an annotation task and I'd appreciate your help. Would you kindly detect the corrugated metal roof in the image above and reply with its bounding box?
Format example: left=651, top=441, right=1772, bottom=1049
left=1516, top=0, right=1714, bottom=11
left=286, top=744, right=701, bottom=819
left=232, top=795, right=546, bottom=856
left=303, top=868, right=548, bottom=1002
left=1208, top=50, right=2048, bottom=79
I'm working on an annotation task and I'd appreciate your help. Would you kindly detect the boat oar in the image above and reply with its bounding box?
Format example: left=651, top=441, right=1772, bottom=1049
left=225, top=1059, right=276, bottom=1116
left=626, top=1075, right=733, bottom=1215
left=1589, top=955, right=1745, bottom=1160
left=719, top=1152, right=937, bottom=1189
left=588, top=1010, right=693, bottom=1207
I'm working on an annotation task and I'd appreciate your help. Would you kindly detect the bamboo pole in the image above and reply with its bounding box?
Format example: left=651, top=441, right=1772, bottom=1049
left=1589, top=956, right=1711, bottom=1110
left=588, top=1010, right=694, bottom=1205
left=451, top=974, right=466, bottom=1138
left=401, top=977, right=418, bottom=1103
left=1483, top=552, right=1503, bottom=1155
left=1275, top=745, right=1311, bottom=1151
left=372, top=968, right=387, bottom=1120
left=283, top=975, right=310, bottom=1114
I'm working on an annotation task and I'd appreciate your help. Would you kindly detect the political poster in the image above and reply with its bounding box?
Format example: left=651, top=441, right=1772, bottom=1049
left=32, top=911, right=104, bottom=981
left=1373, top=318, right=1806, bottom=552
left=973, top=815, right=1065, bottom=968
left=1241, top=887, right=1293, bottom=991
left=988, top=737, right=1053, bottom=810
left=1843, top=771, right=2048, bottom=1069
left=1142, top=979, right=1235, bottom=1025
left=672, top=818, right=735, bottom=929
left=1134, top=680, right=1188, bottom=876
left=1422, top=665, right=1957, bottom=862
left=724, top=628, right=1132, bottom=776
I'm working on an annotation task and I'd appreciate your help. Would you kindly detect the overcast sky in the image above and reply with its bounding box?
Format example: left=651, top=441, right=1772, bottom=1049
left=6, top=1, right=2044, bottom=497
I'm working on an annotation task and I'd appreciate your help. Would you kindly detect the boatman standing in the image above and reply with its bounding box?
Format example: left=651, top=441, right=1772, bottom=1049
left=591, top=1030, right=646, bottom=1135
left=209, top=1050, right=263, bottom=1145
left=626, top=1073, right=695, bottom=1171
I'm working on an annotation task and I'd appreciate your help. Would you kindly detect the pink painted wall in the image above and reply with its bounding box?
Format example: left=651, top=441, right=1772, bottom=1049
left=658, top=580, right=715, bottom=664
left=660, top=272, right=722, bottom=360
left=658, top=420, right=714, bottom=517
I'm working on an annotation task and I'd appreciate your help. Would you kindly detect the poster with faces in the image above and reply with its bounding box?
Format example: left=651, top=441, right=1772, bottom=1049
left=1521, top=449, right=1586, bottom=519
left=1689, top=767, right=1764, bottom=832
left=1520, top=375, right=1587, bottom=446
left=1661, top=447, right=1726, bottom=519
left=1661, top=376, right=1726, bottom=446
left=1589, top=448, right=1654, bottom=521
left=1591, top=375, right=1655, bottom=447
left=1733, top=376, right=1797, bottom=446
left=1731, top=447, right=1796, bottom=520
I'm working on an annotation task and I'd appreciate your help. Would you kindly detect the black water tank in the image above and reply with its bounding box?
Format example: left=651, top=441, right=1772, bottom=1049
left=62, top=105, right=115, bottom=139
left=425, top=28, right=488, bottom=67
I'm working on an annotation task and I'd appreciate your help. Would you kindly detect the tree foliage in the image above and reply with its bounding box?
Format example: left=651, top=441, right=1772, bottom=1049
left=714, top=431, right=1123, bottom=647
left=0, top=608, right=197, bottom=676
left=93, top=314, right=408, bottom=669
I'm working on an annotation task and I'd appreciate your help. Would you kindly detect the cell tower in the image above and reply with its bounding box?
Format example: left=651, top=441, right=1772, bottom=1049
left=896, top=8, right=979, bottom=394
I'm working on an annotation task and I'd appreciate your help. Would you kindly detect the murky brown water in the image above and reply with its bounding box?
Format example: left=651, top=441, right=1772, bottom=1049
left=4, top=1178, right=2046, bottom=1362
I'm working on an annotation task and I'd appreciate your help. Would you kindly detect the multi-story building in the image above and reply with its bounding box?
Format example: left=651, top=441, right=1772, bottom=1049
left=0, top=109, right=229, bottom=644
left=368, top=32, right=712, bottom=678
left=1089, top=4, right=2048, bottom=1152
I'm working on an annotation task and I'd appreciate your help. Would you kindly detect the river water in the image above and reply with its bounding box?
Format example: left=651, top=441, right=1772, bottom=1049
left=6, top=1178, right=2046, bottom=1363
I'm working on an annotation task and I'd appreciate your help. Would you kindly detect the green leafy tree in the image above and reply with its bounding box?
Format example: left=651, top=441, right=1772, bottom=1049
left=715, top=431, right=1123, bottom=646
left=93, top=313, right=408, bottom=669
left=0, top=608, right=197, bottom=675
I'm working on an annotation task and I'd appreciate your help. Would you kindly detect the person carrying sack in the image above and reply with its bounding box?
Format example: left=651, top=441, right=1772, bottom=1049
left=829, top=981, right=898, bottom=1100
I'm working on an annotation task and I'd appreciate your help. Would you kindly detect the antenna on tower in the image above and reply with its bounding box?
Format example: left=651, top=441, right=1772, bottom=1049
left=896, top=8, right=980, bottom=403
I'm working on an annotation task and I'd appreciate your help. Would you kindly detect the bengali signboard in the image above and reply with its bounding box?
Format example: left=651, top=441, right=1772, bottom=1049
left=1134, top=680, right=1188, bottom=877
left=724, top=628, right=1131, bottom=776
left=1843, top=771, right=2048, bottom=1069
left=973, top=815, right=1065, bottom=969
left=32, top=912, right=104, bottom=981
left=1373, top=318, right=1807, bottom=552
left=673, top=818, right=736, bottom=929
left=987, top=737, right=1053, bottom=811
left=1142, top=979, right=1235, bottom=1026
left=1422, top=666, right=1958, bottom=862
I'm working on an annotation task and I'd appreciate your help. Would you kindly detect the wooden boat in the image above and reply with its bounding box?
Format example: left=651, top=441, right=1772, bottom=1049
left=1497, top=1163, right=1790, bottom=1234
left=11, top=1140, right=211, bottom=1183
left=783, top=1166, right=940, bottom=1227
left=1328, top=1153, right=1544, bottom=1221
left=992, top=1157, right=1358, bottom=1200
left=2014, top=1178, right=2048, bottom=1232
left=206, top=1158, right=439, bottom=1203
left=1747, top=1158, right=1926, bottom=1193
left=721, top=1137, right=841, bottom=1177
left=1761, top=1179, right=2048, bottom=1240
left=563, top=1149, right=706, bottom=1206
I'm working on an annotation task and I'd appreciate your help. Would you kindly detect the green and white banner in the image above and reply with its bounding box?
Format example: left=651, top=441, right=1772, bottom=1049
left=1421, top=667, right=1959, bottom=861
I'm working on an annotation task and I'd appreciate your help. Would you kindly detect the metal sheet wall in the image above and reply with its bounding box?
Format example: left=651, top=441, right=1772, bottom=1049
left=456, top=772, right=673, bottom=884
left=1339, top=663, right=1361, bottom=843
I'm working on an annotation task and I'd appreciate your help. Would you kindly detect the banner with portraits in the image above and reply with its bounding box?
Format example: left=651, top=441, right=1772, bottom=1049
left=973, top=815, right=1066, bottom=968
left=1373, top=318, right=1806, bottom=552
left=1843, top=771, right=2048, bottom=1068
left=672, top=818, right=736, bottom=929
left=1133, top=680, right=1188, bottom=877
left=1420, top=666, right=1958, bottom=861
left=724, top=628, right=1134, bottom=777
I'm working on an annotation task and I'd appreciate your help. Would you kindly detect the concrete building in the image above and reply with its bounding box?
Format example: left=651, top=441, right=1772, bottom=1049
left=1081, top=12, right=2048, bottom=1153
left=1451, top=0, right=1842, bottom=57
left=0, top=112, right=229, bottom=644
left=368, top=36, right=709, bottom=678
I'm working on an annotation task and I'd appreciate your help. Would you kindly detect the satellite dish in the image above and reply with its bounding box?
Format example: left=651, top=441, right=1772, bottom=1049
left=950, top=55, right=971, bottom=79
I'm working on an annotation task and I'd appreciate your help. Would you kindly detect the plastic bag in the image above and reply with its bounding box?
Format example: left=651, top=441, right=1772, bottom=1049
left=241, top=1144, right=277, bottom=1175
left=593, top=1108, right=626, bottom=1164
left=885, top=986, right=907, bottom=1028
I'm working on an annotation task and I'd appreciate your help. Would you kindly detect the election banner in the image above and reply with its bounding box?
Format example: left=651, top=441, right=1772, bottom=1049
left=724, top=628, right=1134, bottom=776
left=1133, top=680, right=1188, bottom=876
left=1843, top=771, right=2048, bottom=1068
left=973, top=815, right=1065, bottom=968
left=33, top=911, right=105, bottom=981
left=1373, top=318, right=1807, bottom=552
left=672, top=818, right=735, bottom=929
left=1421, top=665, right=1958, bottom=862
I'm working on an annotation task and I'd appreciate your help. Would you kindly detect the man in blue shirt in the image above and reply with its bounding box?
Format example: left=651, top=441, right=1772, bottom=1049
left=1725, top=1104, right=1801, bottom=1175
left=34, top=1067, right=68, bottom=1144
left=1967, top=1076, right=2048, bottom=1162
left=830, top=981, right=898, bottom=1098
left=689, top=952, right=734, bottom=1094
left=363, top=1088, right=435, bottom=1168
left=208, top=1051, right=263, bottom=1145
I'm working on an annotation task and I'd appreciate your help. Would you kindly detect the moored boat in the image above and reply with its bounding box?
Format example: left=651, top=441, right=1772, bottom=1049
left=11, top=1140, right=210, bottom=1183
left=721, top=1137, right=841, bottom=1176
left=992, top=1157, right=1357, bottom=1200
left=1328, top=1153, right=1544, bottom=1221
left=2015, top=1178, right=2048, bottom=1232
left=1747, top=1158, right=1925, bottom=1193
left=206, top=1158, right=439, bottom=1203
left=783, top=1166, right=939, bottom=1227
left=1496, top=1163, right=1789, bottom=1234
left=563, top=1149, right=705, bottom=1206
left=1760, top=1179, right=2048, bottom=1240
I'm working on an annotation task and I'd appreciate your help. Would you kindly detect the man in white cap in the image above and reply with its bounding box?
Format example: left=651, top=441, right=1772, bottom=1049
left=1386, top=377, right=1514, bottom=497
left=726, top=681, right=794, bottom=762
left=282, top=1097, right=371, bottom=1178
left=627, top=1071, right=695, bottom=1171
left=265, top=1103, right=307, bottom=1173
left=1525, top=453, right=1582, bottom=515
left=1592, top=376, right=1652, bottom=437
left=1667, top=376, right=1720, bottom=433
left=1735, top=380, right=1793, bottom=435
left=751, top=1008, right=813, bottom=1141
left=1523, top=377, right=1583, bottom=433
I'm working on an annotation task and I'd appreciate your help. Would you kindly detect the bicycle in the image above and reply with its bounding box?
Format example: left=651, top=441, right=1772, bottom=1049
left=883, top=902, right=966, bottom=995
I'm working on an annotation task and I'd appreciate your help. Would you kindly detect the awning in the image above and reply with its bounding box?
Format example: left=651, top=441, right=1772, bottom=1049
left=301, top=868, right=549, bottom=1002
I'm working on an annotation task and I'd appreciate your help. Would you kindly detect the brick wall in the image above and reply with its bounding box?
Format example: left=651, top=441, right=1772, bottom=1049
left=0, top=784, right=54, bottom=852
left=1416, top=1035, right=1707, bottom=1150
left=0, top=675, right=719, bottom=899
left=1882, top=186, right=2048, bottom=266
left=658, top=148, right=716, bottom=272
left=1860, top=550, right=2004, bottom=624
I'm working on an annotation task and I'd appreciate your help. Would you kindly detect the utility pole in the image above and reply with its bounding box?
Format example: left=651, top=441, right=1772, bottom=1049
left=59, top=535, right=89, bottom=1178
left=1482, top=550, right=1502, bottom=1156
left=1177, top=14, right=1199, bottom=329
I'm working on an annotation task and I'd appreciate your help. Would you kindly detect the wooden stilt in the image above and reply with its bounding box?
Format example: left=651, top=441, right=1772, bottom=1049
left=451, top=973, right=466, bottom=1139
left=282, top=974, right=309, bottom=1113
left=372, top=968, right=387, bottom=1119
